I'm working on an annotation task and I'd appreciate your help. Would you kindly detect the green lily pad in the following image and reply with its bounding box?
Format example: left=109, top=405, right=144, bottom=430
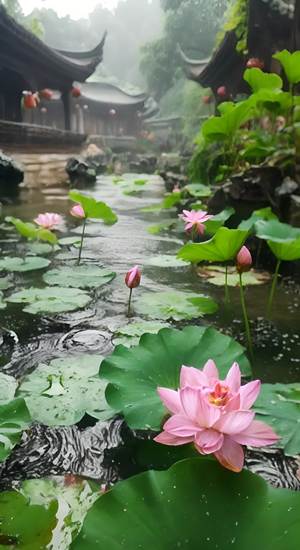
left=72, top=458, right=300, bottom=550
left=69, top=190, right=118, bottom=225
left=0, top=276, right=14, bottom=290
left=147, top=220, right=178, bottom=234
left=254, top=383, right=300, bottom=455
left=204, top=207, right=235, bottom=234
left=113, top=320, right=170, bottom=348
left=197, top=265, right=270, bottom=286
left=145, top=255, right=188, bottom=268
left=141, top=192, right=182, bottom=213
left=134, top=290, right=218, bottom=321
left=0, top=256, right=50, bottom=272
left=7, top=286, right=91, bottom=314
left=239, top=207, right=278, bottom=231
left=0, top=290, right=6, bottom=310
left=0, top=373, right=17, bottom=405
left=59, top=236, right=81, bottom=247
left=27, top=242, right=58, bottom=255
left=0, top=398, right=31, bottom=462
left=101, top=325, right=251, bottom=430
left=178, top=227, right=248, bottom=263
left=43, top=266, right=116, bottom=289
left=17, top=355, right=113, bottom=426
left=255, top=220, right=300, bottom=261
left=184, top=183, right=212, bottom=198
left=0, top=490, right=58, bottom=549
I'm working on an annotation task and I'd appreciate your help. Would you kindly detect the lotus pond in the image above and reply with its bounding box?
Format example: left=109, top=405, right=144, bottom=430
left=0, top=173, right=300, bottom=549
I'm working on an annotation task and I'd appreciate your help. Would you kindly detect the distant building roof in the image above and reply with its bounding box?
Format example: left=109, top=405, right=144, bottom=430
left=0, top=6, right=106, bottom=88
left=79, top=82, right=147, bottom=108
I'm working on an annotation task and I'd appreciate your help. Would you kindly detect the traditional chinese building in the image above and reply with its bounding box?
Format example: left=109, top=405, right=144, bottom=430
left=180, top=0, right=296, bottom=98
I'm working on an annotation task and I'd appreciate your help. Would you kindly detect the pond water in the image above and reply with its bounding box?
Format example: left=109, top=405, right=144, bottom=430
left=1, top=173, right=300, bottom=491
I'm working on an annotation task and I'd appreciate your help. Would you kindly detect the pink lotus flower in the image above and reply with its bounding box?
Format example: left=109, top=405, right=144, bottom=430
left=154, top=361, right=279, bottom=473
left=70, top=204, right=85, bottom=219
left=236, top=246, right=252, bottom=274
left=180, top=210, right=213, bottom=235
left=34, top=212, right=63, bottom=230
left=125, top=265, right=141, bottom=289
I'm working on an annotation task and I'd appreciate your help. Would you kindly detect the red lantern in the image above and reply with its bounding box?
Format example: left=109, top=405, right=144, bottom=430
left=217, top=86, right=227, bottom=98
left=23, top=91, right=37, bottom=109
left=71, top=86, right=81, bottom=98
left=202, top=95, right=212, bottom=105
left=246, top=57, right=264, bottom=70
left=40, top=88, right=53, bottom=100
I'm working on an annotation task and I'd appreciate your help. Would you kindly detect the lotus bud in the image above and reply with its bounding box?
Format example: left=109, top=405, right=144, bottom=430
left=236, top=246, right=252, bottom=274
left=125, top=265, right=141, bottom=289
left=70, top=204, right=85, bottom=219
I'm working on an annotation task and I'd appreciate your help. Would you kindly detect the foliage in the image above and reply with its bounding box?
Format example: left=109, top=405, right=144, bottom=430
left=69, top=191, right=118, bottom=225
left=101, top=326, right=251, bottom=430
left=134, top=290, right=218, bottom=321
left=0, top=398, right=31, bottom=462
left=204, top=207, right=235, bottom=234
left=145, top=254, right=187, bottom=268
left=244, top=68, right=283, bottom=93
left=0, top=373, right=18, bottom=405
left=43, top=266, right=116, bottom=289
left=0, top=256, right=50, bottom=272
left=255, top=220, right=300, bottom=261
left=6, top=216, right=58, bottom=244
left=7, top=286, right=91, bottom=314
left=238, top=207, right=278, bottom=231
left=113, top=320, right=170, bottom=347
left=178, top=227, right=248, bottom=263
left=273, top=50, right=300, bottom=85
left=18, top=356, right=112, bottom=426
left=198, top=265, right=270, bottom=286
left=217, top=0, right=249, bottom=53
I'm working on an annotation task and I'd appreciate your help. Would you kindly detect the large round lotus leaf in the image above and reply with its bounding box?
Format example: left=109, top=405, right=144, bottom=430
left=113, top=320, right=170, bottom=347
left=255, top=220, right=300, bottom=261
left=101, top=326, right=251, bottom=430
left=0, top=276, right=13, bottom=290
left=69, top=190, right=118, bottom=224
left=17, top=355, right=113, bottom=426
left=254, top=383, right=300, bottom=455
left=184, top=183, right=211, bottom=197
left=43, top=265, right=116, bottom=289
left=134, top=290, right=218, bottom=321
left=198, top=265, right=270, bottom=286
left=0, top=398, right=31, bottom=462
left=145, top=255, right=188, bottom=268
left=7, top=286, right=91, bottom=314
left=0, top=491, right=58, bottom=549
left=0, top=256, right=50, bottom=272
left=0, top=373, right=17, bottom=405
left=178, top=227, right=248, bottom=263
left=27, top=242, right=59, bottom=255
left=72, top=458, right=300, bottom=550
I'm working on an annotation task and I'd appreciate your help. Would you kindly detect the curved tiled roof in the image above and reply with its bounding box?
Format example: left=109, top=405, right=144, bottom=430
left=79, top=82, right=147, bottom=107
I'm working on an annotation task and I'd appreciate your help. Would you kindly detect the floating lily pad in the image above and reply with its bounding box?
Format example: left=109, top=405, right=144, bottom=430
left=43, top=266, right=116, bottom=289
left=59, top=236, right=81, bottom=247
left=141, top=192, right=182, bottom=213
left=0, top=373, right=17, bottom=405
left=178, top=227, right=248, bottom=263
left=72, top=458, right=300, bottom=550
left=0, top=398, right=31, bottom=462
left=27, top=242, right=59, bottom=255
left=101, top=325, right=251, bottom=430
left=184, top=183, right=211, bottom=198
left=0, top=276, right=13, bottom=290
left=198, top=265, right=270, bottom=286
left=0, top=490, right=58, bottom=549
left=147, top=220, right=178, bottom=235
left=7, top=286, right=91, bottom=314
left=254, top=383, right=300, bottom=455
left=0, top=290, right=6, bottom=310
left=135, top=290, right=218, bottom=321
left=113, top=320, right=170, bottom=347
left=0, top=256, right=50, bottom=272
left=145, top=255, right=188, bottom=268
left=17, top=355, right=113, bottom=426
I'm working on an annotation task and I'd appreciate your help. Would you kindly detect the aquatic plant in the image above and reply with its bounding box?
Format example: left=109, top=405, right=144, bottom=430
left=125, top=265, right=141, bottom=317
left=236, top=246, right=253, bottom=356
left=34, top=212, right=63, bottom=230
left=180, top=209, right=213, bottom=238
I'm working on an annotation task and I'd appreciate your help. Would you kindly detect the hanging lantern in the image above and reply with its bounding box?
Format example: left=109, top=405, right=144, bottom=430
left=40, top=88, right=53, bottom=100
left=22, top=91, right=37, bottom=109
left=71, top=86, right=81, bottom=98
left=202, top=95, right=212, bottom=105
left=137, top=110, right=142, bottom=118
left=109, top=108, right=117, bottom=116
left=83, top=104, right=89, bottom=111
left=216, top=86, right=227, bottom=99
left=41, top=107, right=48, bottom=114
left=246, top=58, right=264, bottom=70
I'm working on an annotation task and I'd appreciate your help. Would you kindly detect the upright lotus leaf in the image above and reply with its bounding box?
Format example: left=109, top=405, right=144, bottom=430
left=201, top=100, right=252, bottom=142
left=72, top=458, right=300, bottom=550
left=251, top=89, right=293, bottom=113
left=134, top=290, right=218, bottom=321
left=0, top=491, right=58, bottom=549
left=43, top=266, right=116, bottom=289
left=217, top=101, right=235, bottom=115
left=183, top=183, right=211, bottom=198
left=0, top=256, right=50, bottom=272
left=0, top=290, right=6, bottom=310
left=69, top=190, right=118, bottom=225
left=238, top=207, right=278, bottom=231
left=204, top=207, right=235, bottom=234
left=177, top=227, right=248, bottom=263
left=254, top=383, right=300, bottom=455
left=17, top=355, right=113, bottom=426
left=273, top=49, right=300, bottom=84
left=244, top=68, right=283, bottom=92
left=5, top=216, right=58, bottom=244
left=255, top=219, right=300, bottom=260
left=7, top=286, right=91, bottom=314
left=0, top=373, right=17, bottom=405
left=101, top=326, right=251, bottom=430
left=0, top=398, right=31, bottom=462
left=141, top=192, right=182, bottom=213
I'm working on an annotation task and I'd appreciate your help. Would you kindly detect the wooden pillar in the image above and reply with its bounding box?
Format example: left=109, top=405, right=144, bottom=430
left=61, top=90, right=71, bottom=131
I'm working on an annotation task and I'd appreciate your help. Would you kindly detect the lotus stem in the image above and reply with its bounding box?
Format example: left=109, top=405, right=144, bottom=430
left=239, top=273, right=253, bottom=359
left=224, top=265, right=230, bottom=304
left=267, top=259, right=281, bottom=317
left=77, top=219, right=86, bottom=265
left=127, top=288, right=133, bottom=317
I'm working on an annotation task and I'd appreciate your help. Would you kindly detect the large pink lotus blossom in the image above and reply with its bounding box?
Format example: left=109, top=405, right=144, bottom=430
left=154, top=361, right=279, bottom=473
left=180, top=210, right=213, bottom=235
left=34, top=212, right=63, bottom=230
